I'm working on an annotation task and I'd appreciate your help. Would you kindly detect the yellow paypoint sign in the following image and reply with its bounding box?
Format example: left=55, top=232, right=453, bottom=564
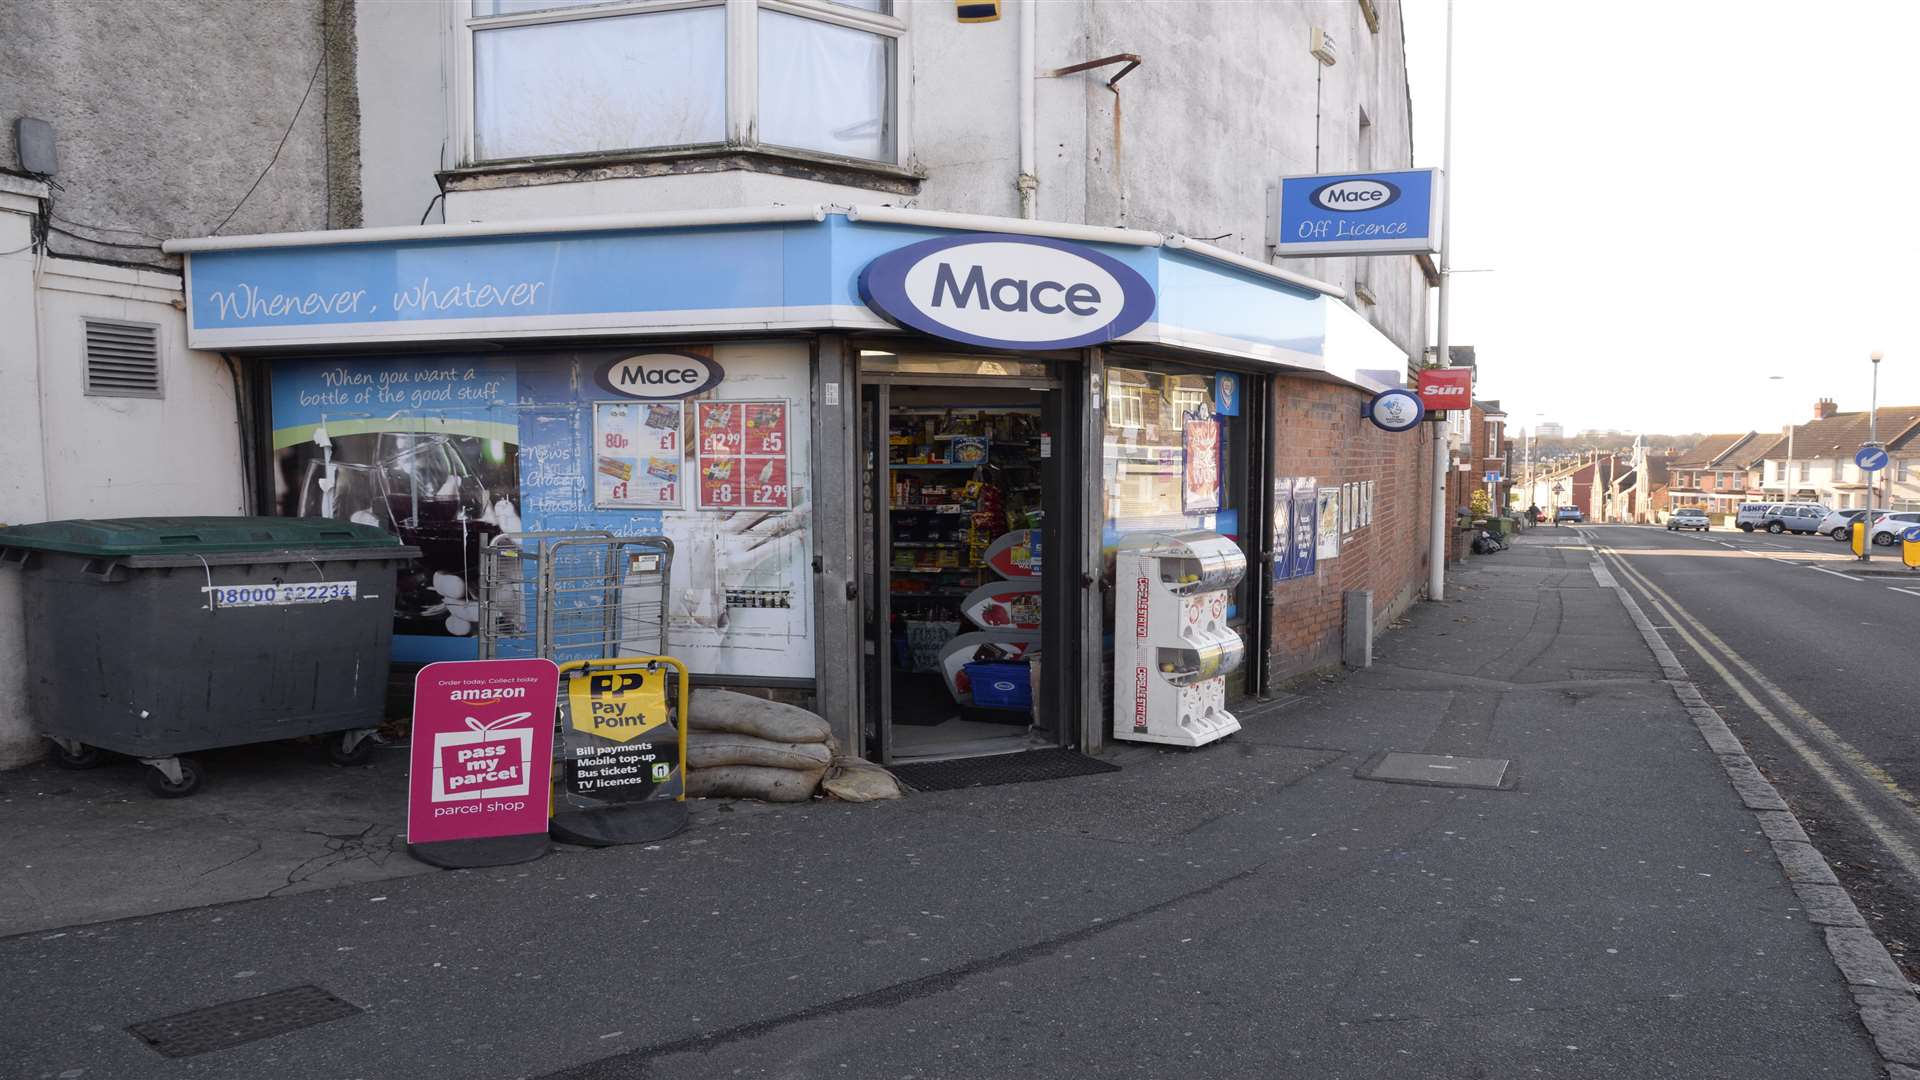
left=568, top=669, right=668, bottom=743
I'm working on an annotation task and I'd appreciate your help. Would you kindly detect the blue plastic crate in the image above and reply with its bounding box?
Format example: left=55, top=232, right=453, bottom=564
left=965, top=661, right=1033, bottom=710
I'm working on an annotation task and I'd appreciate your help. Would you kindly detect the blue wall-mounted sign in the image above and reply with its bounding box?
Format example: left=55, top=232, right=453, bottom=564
left=857, top=233, right=1155, bottom=350
left=1364, top=387, right=1425, bottom=432
left=1856, top=445, right=1889, bottom=472
left=1275, top=168, right=1442, bottom=257
left=1484, top=470, right=1503, bottom=483
left=1214, top=372, right=1241, bottom=416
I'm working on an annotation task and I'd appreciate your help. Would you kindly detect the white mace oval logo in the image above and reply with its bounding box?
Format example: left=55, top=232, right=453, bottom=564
left=1311, top=179, right=1400, bottom=213
left=858, top=234, right=1155, bottom=350
left=596, top=352, right=724, bottom=400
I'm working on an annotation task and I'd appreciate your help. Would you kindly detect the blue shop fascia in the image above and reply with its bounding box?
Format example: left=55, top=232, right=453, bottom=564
left=169, top=205, right=1413, bottom=761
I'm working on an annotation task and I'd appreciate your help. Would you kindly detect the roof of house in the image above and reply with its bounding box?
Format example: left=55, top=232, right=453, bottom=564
left=1774, top=407, right=1920, bottom=457
left=1730, top=434, right=1786, bottom=469
left=1671, top=433, right=1754, bottom=469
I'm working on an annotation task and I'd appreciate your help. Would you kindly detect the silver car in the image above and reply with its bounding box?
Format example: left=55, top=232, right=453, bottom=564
left=1667, top=508, right=1711, bottom=531
left=1817, top=508, right=1870, bottom=541
left=1868, top=511, right=1920, bottom=547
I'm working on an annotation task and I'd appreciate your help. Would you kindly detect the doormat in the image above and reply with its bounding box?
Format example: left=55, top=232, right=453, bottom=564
left=890, top=749, right=1121, bottom=792
left=128, top=985, right=363, bottom=1058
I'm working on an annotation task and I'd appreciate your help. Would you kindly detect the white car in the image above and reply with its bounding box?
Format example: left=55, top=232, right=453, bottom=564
left=1667, top=508, right=1710, bottom=531
left=1868, top=511, right=1920, bottom=547
left=1817, top=508, right=1871, bottom=541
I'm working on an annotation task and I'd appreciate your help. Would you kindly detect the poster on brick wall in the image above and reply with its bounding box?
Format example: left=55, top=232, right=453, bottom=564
left=1272, top=475, right=1294, bottom=582
left=1317, top=487, right=1341, bottom=560
left=1290, top=477, right=1318, bottom=579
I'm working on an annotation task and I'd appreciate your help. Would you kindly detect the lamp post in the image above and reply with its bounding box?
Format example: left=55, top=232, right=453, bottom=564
left=1767, top=375, right=1795, bottom=500
left=1862, top=350, right=1884, bottom=562
left=1426, top=0, right=1455, bottom=601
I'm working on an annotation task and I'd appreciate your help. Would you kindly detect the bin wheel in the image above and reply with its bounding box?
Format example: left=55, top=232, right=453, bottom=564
left=328, top=734, right=376, bottom=767
left=50, top=742, right=104, bottom=770
left=144, top=758, right=202, bottom=799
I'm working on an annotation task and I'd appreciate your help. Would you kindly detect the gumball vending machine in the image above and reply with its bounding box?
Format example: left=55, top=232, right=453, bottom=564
left=1112, top=531, right=1246, bottom=747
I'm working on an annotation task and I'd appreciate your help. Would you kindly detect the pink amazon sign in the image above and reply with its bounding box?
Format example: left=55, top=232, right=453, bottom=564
left=408, top=659, right=558, bottom=845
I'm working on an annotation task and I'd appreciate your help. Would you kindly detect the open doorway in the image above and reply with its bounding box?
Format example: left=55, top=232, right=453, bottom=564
left=859, top=368, right=1077, bottom=763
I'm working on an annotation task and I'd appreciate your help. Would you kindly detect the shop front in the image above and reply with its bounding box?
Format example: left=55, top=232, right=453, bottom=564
left=170, top=206, right=1414, bottom=761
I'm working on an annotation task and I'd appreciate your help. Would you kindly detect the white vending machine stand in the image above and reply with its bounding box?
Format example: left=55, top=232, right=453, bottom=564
left=1113, top=530, right=1247, bottom=747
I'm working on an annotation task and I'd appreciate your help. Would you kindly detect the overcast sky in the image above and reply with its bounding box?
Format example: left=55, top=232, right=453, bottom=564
left=1400, top=0, right=1920, bottom=439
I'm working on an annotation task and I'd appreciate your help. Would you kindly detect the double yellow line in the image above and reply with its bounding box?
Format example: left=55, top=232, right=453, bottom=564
left=1593, top=541, right=1920, bottom=884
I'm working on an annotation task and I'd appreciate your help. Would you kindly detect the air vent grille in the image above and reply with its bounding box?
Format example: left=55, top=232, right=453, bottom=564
left=84, top=319, right=162, bottom=398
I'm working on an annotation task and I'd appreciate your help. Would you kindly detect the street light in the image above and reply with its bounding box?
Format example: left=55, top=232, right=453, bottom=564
left=1862, top=350, right=1884, bottom=562
left=1767, top=375, right=1795, bottom=500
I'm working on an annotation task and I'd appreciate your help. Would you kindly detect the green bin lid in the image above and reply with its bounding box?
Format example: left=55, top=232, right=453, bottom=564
left=0, top=516, right=405, bottom=557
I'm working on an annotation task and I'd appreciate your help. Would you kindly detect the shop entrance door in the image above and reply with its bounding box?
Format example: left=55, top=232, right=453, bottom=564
left=858, top=373, right=1079, bottom=764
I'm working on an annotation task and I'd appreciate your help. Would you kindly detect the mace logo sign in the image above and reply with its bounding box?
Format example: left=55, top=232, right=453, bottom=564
left=859, top=234, right=1155, bottom=350
left=1310, top=178, right=1400, bottom=213
left=596, top=351, right=724, bottom=400
left=1275, top=168, right=1441, bottom=257
left=1417, top=368, right=1473, bottom=412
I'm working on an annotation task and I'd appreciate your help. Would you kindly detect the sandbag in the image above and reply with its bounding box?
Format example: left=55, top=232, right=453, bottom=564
left=688, top=689, right=833, bottom=744
left=822, top=758, right=905, bottom=802
left=687, top=730, right=832, bottom=772
left=687, top=764, right=825, bottom=803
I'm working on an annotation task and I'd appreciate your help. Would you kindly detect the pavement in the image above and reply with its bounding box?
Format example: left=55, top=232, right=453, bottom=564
left=0, top=527, right=1906, bottom=1079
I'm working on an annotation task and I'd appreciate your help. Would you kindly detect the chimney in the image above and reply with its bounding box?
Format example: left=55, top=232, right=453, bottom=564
left=1814, top=398, right=1838, bottom=419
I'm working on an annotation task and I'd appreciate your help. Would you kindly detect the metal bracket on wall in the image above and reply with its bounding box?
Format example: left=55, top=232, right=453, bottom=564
left=1042, top=54, right=1144, bottom=216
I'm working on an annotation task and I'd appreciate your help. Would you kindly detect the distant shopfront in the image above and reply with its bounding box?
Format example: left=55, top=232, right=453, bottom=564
left=170, top=206, right=1419, bottom=760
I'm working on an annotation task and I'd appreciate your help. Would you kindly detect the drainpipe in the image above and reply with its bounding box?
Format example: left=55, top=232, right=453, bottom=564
left=1017, top=0, right=1037, bottom=219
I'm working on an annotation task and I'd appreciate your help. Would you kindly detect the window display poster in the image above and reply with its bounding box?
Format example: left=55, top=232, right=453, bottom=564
left=1182, top=414, right=1222, bottom=513
left=1317, top=487, right=1342, bottom=559
left=511, top=344, right=817, bottom=682
left=1362, top=481, right=1375, bottom=526
left=1343, top=482, right=1358, bottom=533
left=697, top=400, right=792, bottom=510
left=594, top=401, right=683, bottom=508
left=268, top=355, right=521, bottom=661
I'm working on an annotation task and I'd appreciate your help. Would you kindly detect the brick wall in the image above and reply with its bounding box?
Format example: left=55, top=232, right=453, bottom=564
left=1266, top=375, right=1435, bottom=682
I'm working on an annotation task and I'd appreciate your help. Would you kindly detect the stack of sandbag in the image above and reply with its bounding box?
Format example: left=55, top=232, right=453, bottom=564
left=685, top=689, right=835, bottom=802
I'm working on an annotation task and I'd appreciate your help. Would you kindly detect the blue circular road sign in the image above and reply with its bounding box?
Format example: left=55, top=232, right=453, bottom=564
left=1903, top=525, right=1920, bottom=544
left=1856, top=445, right=1890, bottom=472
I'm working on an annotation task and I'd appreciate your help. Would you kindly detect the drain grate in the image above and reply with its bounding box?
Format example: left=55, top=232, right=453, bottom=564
left=1356, top=751, right=1513, bottom=790
left=890, top=748, right=1120, bottom=792
left=128, top=985, right=363, bottom=1058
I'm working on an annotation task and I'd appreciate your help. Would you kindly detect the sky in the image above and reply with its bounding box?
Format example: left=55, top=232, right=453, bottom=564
left=1400, top=0, right=1920, bottom=439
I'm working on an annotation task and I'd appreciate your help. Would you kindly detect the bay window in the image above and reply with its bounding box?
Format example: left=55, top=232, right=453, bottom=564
left=462, top=0, right=904, bottom=166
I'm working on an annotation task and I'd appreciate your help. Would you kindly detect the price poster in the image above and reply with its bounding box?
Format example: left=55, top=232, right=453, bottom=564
left=593, top=401, right=684, bottom=509
left=697, top=399, right=791, bottom=510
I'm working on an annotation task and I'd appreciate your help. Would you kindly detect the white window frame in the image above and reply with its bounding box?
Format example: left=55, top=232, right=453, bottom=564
left=451, top=0, right=909, bottom=167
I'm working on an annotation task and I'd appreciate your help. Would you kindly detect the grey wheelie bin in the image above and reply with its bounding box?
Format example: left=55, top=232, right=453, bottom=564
left=0, top=517, right=417, bottom=797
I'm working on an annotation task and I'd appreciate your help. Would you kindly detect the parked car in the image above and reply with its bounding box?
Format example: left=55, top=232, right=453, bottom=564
left=1737, top=502, right=1832, bottom=534
left=1667, top=507, right=1710, bottom=531
left=1734, top=503, right=1781, bottom=531
left=1555, top=506, right=1583, bottom=523
left=1868, top=511, right=1920, bottom=547
left=1817, top=508, right=1871, bottom=541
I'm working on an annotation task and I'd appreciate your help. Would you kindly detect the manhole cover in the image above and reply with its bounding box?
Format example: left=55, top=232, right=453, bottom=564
left=1356, top=752, right=1512, bottom=790
left=128, top=985, right=363, bottom=1058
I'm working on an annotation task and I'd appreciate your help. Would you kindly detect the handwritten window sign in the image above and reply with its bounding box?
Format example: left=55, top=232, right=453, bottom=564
left=407, top=659, right=558, bottom=865
left=594, top=401, right=684, bottom=509
left=697, top=400, right=791, bottom=510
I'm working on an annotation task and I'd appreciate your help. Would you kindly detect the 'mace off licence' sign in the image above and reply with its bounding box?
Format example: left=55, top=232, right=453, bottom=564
left=408, top=659, right=558, bottom=845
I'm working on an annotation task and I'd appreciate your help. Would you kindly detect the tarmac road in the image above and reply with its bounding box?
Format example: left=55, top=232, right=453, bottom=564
left=1584, top=522, right=1920, bottom=981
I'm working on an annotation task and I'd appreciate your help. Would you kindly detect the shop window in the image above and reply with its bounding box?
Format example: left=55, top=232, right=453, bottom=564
left=464, top=0, right=902, bottom=166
